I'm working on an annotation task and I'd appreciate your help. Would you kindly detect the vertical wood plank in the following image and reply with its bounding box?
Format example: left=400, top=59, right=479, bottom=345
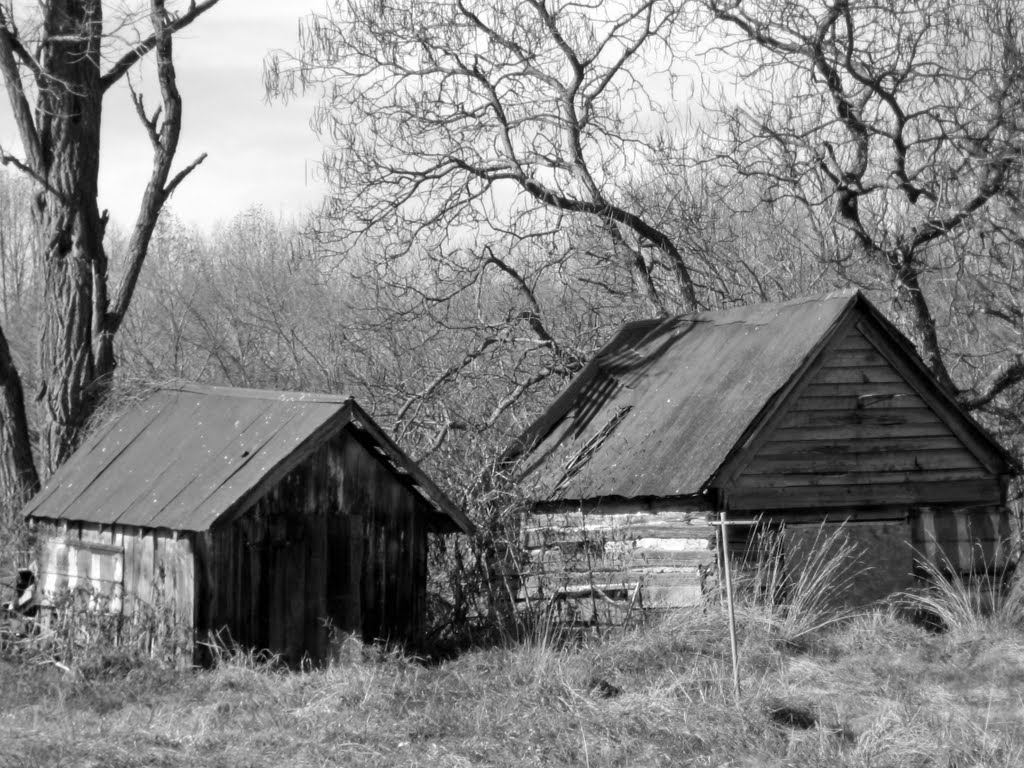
left=310, top=499, right=329, bottom=661
left=284, top=512, right=306, bottom=666
left=137, top=529, right=156, bottom=609
left=191, top=533, right=210, bottom=664
left=121, top=528, right=137, bottom=619
left=251, top=507, right=267, bottom=652
left=347, top=514, right=363, bottom=634
left=236, top=517, right=250, bottom=648
left=177, top=535, right=195, bottom=654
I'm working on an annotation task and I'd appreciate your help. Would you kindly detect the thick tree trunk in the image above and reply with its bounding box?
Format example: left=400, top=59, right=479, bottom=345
left=0, top=324, right=38, bottom=505
left=32, top=0, right=107, bottom=475
left=36, top=214, right=103, bottom=473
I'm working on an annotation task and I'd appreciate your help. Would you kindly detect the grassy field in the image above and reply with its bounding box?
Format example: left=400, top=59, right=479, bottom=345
left=2, top=601, right=1023, bottom=768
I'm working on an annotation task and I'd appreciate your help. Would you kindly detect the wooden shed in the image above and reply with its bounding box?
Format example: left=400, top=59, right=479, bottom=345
left=21, top=384, right=472, bottom=664
left=506, top=290, right=1018, bottom=621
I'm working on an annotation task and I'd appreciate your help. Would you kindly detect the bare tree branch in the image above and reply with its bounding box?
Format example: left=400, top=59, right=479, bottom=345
left=103, top=0, right=210, bottom=351
left=704, top=0, right=1024, bottom=397
left=272, top=0, right=701, bottom=314
left=960, top=356, right=1024, bottom=411
left=0, top=0, right=219, bottom=483
left=0, top=9, right=42, bottom=168
left=100, top=0, right=223, bottom=92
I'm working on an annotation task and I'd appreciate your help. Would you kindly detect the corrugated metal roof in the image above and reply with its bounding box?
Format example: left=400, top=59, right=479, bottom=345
left=512, top=291, right=861, bottom=501
left=23, top=384, right=471, bottom=533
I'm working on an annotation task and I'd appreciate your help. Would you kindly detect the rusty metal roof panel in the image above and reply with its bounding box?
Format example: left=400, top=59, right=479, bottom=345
left=23, top=384, right=471, bottom=533
left=515, top=291, right=860, bottom=501
left=156, top=396, right=345, bottom=531
left=24, top=389, right=188, bottom=524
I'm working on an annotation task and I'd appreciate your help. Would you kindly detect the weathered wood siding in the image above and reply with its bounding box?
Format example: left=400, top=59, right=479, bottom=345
left=729, top=324, right=1002, bottom=509
left=340, top=431, right=428, bottom=644
left=726, top=504, right=1013, bottom=608
left=911, top=506, right=1013, bottom=573
left=522, top=499, right=715, bottom=623
left=35, top=521, right=194, bottom=654
left=196, top=435, right=358, bottom=665
left=194, top=426, right=428, bottom=665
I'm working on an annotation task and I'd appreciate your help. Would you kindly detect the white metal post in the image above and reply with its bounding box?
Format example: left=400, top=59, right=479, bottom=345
left=719, top=510, right=741, bottom=700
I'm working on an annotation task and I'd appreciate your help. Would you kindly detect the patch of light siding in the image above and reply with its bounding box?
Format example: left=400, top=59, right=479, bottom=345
left=634, top=537, right=709, bottom=551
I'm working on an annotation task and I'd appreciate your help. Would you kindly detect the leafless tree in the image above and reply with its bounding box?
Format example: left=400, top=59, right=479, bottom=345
left=0, top=0, right=220, bottom=501
left=702, top=0, right=1024, bottom=412
left=266, top=0, right=715, bottom=316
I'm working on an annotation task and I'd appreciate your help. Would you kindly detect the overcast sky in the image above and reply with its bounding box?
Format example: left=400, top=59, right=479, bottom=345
left=0, top=1, right=327, bottom=232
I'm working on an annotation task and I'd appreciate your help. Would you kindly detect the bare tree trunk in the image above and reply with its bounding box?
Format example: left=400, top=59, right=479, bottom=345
left=0, top=0, right=219, bottom=495
left=29, top=1, right=105, bottom=473
left=36, top=221, right=103, bottom=472
left=0, top=324, right=38, bottom=504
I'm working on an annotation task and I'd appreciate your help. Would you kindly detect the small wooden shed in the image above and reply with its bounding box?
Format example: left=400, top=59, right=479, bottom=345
left=22, top=384, right=472, bottom=664
left=506, top=290, right=1018, bottom=621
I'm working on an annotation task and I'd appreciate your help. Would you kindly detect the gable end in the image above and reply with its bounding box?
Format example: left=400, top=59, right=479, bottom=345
left=718, top=316, right=1007, bottom=510
left=853, top=316, right=1012, bottom=475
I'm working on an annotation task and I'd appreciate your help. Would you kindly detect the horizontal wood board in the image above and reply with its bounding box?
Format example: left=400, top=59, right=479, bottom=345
left=731, top=325, right=999, bottom=507
left=521, top=501, right=716, bottom=614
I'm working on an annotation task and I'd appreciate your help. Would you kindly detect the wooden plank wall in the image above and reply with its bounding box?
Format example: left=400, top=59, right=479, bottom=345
left=521, top=499, right=716, bottom=625
left=728, top=505, right=1014, bottom=607
left=35, top=521, right=194, bottom=656
left=729, top=325, right=1003, bottom=509
left=340, top=430, right=428, bottom=645
left=195, top=427, right=426, bottom=665
left=195, top=439, right=360, bottom=666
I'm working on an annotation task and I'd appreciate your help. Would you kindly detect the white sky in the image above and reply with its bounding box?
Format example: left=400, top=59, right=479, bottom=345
left=0, top=1, right=328, bottom=231
left=0, top=1, right=714, bottom=234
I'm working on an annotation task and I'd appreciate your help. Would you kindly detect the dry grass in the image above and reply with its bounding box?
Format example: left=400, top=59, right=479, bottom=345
left=735, top=523, right=868, bottom=649
left=3, top=605, right=1023, bottom=768
left=899, top=553, right=1024, bottom=640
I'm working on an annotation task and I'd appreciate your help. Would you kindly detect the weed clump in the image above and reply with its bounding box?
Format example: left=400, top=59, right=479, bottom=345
left=900, top=551, right=1024, bottom=639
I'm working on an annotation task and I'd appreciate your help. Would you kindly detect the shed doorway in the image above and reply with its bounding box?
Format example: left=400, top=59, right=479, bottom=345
left=781, top=519, right=915, bottom=605
left=725, top=515, right=917, bottom=608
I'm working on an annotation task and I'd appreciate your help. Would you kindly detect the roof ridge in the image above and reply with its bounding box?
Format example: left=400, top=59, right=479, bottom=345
left=625, top=288, right=863, bottom=326
left=702, top=287, right=861, bottom=315
left=169, top=382, right=354, bottom=404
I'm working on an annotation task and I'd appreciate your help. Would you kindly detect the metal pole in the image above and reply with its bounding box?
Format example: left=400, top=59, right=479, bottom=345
left=720, top=510, right=741, bottom=701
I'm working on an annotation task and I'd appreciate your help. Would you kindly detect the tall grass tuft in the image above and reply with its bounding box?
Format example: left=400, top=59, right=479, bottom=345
left=737, top=522, right=867, bottom=647
left=899, top=547, right=1024, bottom=638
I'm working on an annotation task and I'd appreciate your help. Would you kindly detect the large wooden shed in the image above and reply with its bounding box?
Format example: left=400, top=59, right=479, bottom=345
left=506, top=291, right=1018, bottom=621
left=22, top=384, right=472, bottom=664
